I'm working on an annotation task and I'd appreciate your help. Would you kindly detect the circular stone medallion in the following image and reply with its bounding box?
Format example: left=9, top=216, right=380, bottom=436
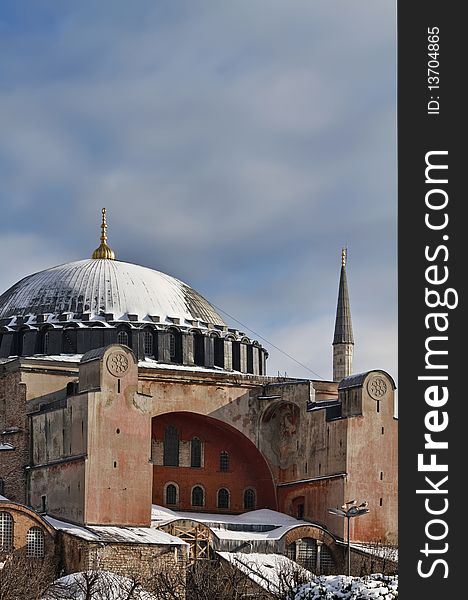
left=107, top=352, right=129, bottom=377
left=367, top=376, right=388, bottom=400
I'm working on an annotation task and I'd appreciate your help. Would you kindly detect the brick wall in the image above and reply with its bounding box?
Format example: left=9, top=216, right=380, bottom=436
left=59, top=532, right=184, bottom=580
left=0, top=501, right=56, bottom=559
left=152, top=412, right=277, bottom=513
left=0, top=368, right=29, bottom=503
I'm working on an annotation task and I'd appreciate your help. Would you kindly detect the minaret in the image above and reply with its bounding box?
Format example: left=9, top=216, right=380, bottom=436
left=332, top=248, right=354, bottom=382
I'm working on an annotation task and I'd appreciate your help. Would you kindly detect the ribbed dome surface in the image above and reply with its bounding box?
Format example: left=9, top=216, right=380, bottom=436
left=0, top=259, right=226, bottom=326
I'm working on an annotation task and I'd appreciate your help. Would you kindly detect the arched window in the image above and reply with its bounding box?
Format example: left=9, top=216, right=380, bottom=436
left=165, top=483, right=178, bottom=505
left=191, top=437, right=202, bottom=468
left=117, top=330, right=129, bottom=346
left=42, top=331, right=50, bottom=354
left=0, top=512, right=13, bottom=552
left=243, top=488, right=256, bottom=510
left=163, top=426, right=179, bottom=467
left=27, top=527, right=45, bottom=558
left=191, top=486, right=204, bottom=507
left=143, top=329, right=154, bottom=356
left=62, top=328, right=77, bottom=354
left=217, top=488, right=230, bottom=510
left=219, top=451, right=229, bottom=472
left=169, top=333, right=176, bottom=358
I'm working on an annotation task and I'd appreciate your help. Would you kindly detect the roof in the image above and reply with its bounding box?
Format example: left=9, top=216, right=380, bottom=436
left=333, top=265, right=354, bottom=345
left=338, top=370, right=397, bottom=390
left=0, top=258, right=226, bottom=328
left=217, top=552, right=309, bottom=594
left=151, top=505, right=328, bottom=542
left=44, top=515, right=187, bottom=546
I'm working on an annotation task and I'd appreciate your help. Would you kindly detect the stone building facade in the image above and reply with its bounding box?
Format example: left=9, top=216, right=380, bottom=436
left=0, top=214, right=397, bottom=578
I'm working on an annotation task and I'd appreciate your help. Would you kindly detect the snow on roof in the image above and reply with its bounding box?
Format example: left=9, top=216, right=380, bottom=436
left=218, top=552, right=309, bottom=594
left=44, top=516, right=100, bottom=541
left=139, top=358, right=239, bottom=374
left=0, top=258, right=226, bottom=326
left=152, top=505, right=298, bottom=527
left=90, top=526, right=187, bottom=546
left=45, top=515, right=187, bottom=546
left=151, top=505, right=315, bottom=542
left=0, top=494, right=10, bottom=502
left=350, top=542, right=398, bottom=562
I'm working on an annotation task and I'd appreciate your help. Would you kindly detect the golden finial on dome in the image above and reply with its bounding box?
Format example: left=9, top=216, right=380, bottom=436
left=341, top=247, right=347, bottom=267
left=92, top=208, right=116, bottom=260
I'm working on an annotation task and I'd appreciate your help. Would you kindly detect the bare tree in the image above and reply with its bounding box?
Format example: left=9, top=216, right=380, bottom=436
left=0, top=551, right=57, bottom=600
left=45, top=570, right=151, bottom=600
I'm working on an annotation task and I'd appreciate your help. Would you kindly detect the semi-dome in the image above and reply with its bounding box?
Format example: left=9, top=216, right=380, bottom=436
left=0, top=258, right=226, bottom=327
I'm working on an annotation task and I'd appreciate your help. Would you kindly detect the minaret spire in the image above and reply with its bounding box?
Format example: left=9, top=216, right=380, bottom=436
left=333, top=247, right=354, bottom=381
left=92, top=208, right=116, bottom=260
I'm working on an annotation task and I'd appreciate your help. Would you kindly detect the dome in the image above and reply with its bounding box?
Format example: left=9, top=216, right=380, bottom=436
left=0, top=259, right=226, bottom=327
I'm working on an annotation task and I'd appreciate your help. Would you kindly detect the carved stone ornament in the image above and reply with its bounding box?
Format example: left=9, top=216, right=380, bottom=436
left=367, top=376, right=388, bottom=400
left=107, top=352, right=129, bottom=377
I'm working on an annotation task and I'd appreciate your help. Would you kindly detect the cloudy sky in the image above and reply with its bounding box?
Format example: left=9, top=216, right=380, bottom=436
left=0, top=0, right=396, bottom=382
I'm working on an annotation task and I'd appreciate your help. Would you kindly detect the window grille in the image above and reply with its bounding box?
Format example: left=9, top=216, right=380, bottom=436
left=217, top=488, right=229, bottom=509
left=219, top=451, right=229, bottom=472
left=163, top=426, right=180, bottom=466
left=169, top=333, right=176, bottom=358
left=117, top=330, right=129, bottom=346
left=191, top=438, right=202, bottom=468
left=243, top=488, right=256, bottom=510
left=297, top=538, right=317, bottom=572
left=27, top=527, right=45, bottom=558
left=319, top=544, right=336, bottom=575
left=192, top=486, right=204, bottom=507
left=165, top=484, right=177, bottom=505
left=43, top=331, right=50, bottom=354
left=144, top=330, right=154, bottom=356
left=0, top=512, right=13, bottom=553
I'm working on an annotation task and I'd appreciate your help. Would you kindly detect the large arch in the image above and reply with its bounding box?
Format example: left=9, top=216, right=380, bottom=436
left=151, top=411, right=277, bottom=513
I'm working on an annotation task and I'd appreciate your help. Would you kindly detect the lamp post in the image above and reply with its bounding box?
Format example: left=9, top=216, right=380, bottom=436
left=328, top=500, right=369, bottom=576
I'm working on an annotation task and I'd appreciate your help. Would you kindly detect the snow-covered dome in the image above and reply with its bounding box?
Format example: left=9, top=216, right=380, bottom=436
left=0, top=258, right=226, bottom=327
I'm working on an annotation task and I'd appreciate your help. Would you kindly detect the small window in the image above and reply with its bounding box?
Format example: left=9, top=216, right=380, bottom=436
left=191, top=438, right=202, bottom=468
left=62, top=328, right=77, bottom=354
left=43, top=331, right=50, bottom=354
left=163, top=426, right=180, bottom=467
left=244, top=488, right=256, bottom=510
left=165, top=484, right=178, bottom=505
left=117, top=330, right=129, bottom=346
left=192, top=486, right=204, bottom=507
left=0, top=512, right=13, bottom=552
left=27, top=527, right=45, bottom=558
left=217, top=488, right=230, bottom=509
left=380, top=497, right=383, bottom=506
left=220, top=451, right=229, bottom=472
left=144, top=330, right=154, bottom=356
left=169, top=333, right=176, bottom=358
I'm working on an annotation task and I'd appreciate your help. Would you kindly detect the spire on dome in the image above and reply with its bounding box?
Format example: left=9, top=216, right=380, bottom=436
left=333, top=247, right=353, bottom=345
left=92, top=208, right=115, bottom=260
